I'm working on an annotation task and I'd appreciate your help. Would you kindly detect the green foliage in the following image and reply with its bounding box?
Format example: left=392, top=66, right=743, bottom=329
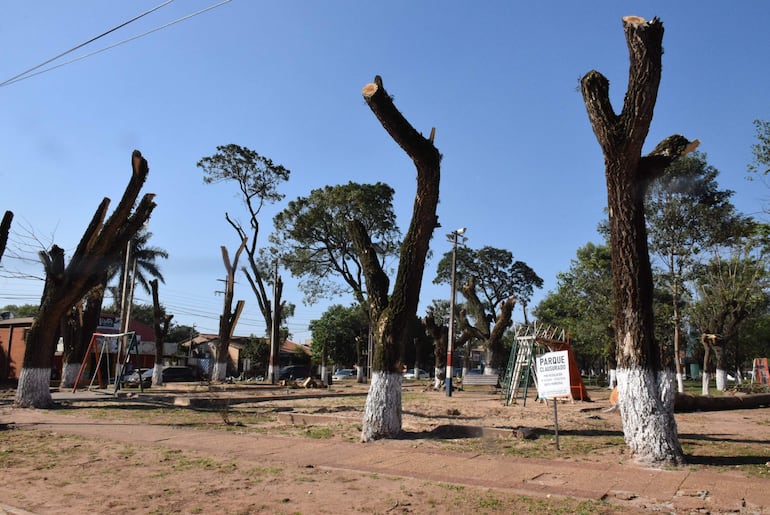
left=309, top=304, right=368, bottom=367
left=0, top=303, right=39, bottom=318
left=270, top=182, right=401, bottom=305
left=241, top=335, right=270, bottom=374
left=434, top=245, right=542, bottom=316
left=749, top=118, right=770, bottom=176
left=533, top=242, right=613, bottom=369
left=197, top=144, right=290, bottom=205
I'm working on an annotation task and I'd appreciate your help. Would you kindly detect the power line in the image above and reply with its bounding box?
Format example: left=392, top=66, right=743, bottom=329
left=0, top=0, right=232, bottom=88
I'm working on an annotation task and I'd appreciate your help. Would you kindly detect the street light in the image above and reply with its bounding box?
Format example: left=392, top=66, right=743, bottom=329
left=446, top=227, right=466, bottom=397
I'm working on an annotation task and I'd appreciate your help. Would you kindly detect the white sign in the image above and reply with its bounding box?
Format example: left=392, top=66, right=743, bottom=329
left=536, top=350, right=571, bottom=399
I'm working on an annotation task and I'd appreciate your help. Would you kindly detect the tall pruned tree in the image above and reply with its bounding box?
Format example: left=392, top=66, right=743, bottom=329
left=646, top=152, right=749, bottom=392
left=213, top=239, right=247, bottom=382
left=354, top=75, right=440, bottom=441
left=434, top=246, right=539, bottom=372
left=15, top=151, right=156, bottom=408
left=581, top=15, right=699, bottom=465
left=197, top=144, right=290, bottom=383
left=150, top=279, right=173, bottom=386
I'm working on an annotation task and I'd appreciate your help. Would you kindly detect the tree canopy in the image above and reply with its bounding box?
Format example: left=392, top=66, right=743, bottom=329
left=309, top=304, right=368, bottom=368
left=270, top=181, right=401, bottom=306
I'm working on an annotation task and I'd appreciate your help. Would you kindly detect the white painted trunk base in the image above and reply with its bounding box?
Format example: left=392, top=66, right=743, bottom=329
left=675, top=372, right=685, bottom=394
left=211, top=361, right=227, bottom=382
left=361, top=371, right=402, bottom=442
left=715, top=368, right=727, bottom=391
left=702, top=371, right=710, bottom=395
left=60, top=362, right=81, bottom=389
left=617, top=368, right=684, bottom=466
left=152, top=363, right=164, bottom=386
left=608, top=369, right=617, bottom=389
left=433, top=366, right=445, bottom=390
left=15, top=368, right=53, bottom=408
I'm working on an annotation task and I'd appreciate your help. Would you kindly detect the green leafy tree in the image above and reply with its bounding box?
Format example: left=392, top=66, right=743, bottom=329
left=197, top=144, right=291, bottom=382
left=749, top=118, right=770, bottom=177
left=309, top=304, right=368, bottom=372
left=270, top=181, right=401, bottom=306
left=689, top=232, right=770, bottom=393
left=646, top=152, right=749, bottom=392
left=534, top=242, right=614, bottom=375
left=434, top=246, right=541, bottom=371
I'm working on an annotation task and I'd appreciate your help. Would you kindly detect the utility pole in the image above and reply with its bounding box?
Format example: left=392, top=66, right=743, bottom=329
left=268, top=260, right=281, bottom=384
left=446, top=227, right=466, bottom=397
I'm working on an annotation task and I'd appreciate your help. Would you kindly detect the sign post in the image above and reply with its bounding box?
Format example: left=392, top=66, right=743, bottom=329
left=536, top=350, right=571, bottom=450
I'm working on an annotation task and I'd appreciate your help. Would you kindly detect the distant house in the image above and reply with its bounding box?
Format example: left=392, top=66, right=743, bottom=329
left=177, top=334, right=312, bottom=378
left=0, top=317, right=33, bottom=381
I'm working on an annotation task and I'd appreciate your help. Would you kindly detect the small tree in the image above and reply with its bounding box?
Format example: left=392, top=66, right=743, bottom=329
left=15, top=151, right=156, bottom=408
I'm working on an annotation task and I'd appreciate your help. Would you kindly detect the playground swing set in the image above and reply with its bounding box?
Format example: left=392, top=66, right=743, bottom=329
left=71, top=331, right=140, bottom=394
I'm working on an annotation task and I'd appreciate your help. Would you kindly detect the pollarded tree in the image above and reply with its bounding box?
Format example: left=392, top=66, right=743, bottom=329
left=150, top=279, right=173, bottom=386
left=15, top=151, right=156, bottom=408
left=213, top=240, right=247, bottom=381
left=646, top=152, right=749, bottom=392
left=581, top=16, right=699, bottom=465
left=355, top=75, right=440, bottom=441
left=197, top=144, right=290, bottom=383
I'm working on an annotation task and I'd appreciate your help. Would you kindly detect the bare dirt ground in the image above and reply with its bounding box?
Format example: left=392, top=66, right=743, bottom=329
left=1, top=381, right=769, bottom=514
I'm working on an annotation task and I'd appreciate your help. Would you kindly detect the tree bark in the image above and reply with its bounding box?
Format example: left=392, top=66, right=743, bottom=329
left=0, top=210, right=12, bottom=265
left=581, top=16, right=698, bottom=466
left=150, top=279, right=172, bottom=386
left=422, top=313, right=448, bottom=389
left=214, top=240, right=247, bottom=382
left=15, top=151, right=156, bottom=408
left=675, top=392, right=770, bottom=411
left=357, top=76, right=441, bottom=441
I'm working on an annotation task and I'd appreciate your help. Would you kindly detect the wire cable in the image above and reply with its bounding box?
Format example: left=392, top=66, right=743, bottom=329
left=0, top=0, right=174, bottom=87
left=0, top=0, right=232, bottom=88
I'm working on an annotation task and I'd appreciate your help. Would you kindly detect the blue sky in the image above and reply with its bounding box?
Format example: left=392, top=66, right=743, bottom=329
left=1, top=1, right=767, bottom=343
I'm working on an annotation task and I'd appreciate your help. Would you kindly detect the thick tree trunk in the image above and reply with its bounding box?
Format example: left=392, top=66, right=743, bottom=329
left=215, top=241, right=246, bottom=383
left=60, top=362, right=81, bottom=389
left=581, top=16, right=697, bottom=465
left=15, top=151, right=155, bottom=408
left=357, top=76, right=440, bottom=441
left=675, top=392, right=770, bottom=411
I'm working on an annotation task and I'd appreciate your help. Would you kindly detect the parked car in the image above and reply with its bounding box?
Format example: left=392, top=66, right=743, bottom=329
left=123, top=369, right=152, bottom=388
left=332, top=369, right=356, bottom=381
left=123, top=366, right=199, bottom=388
left=278, top=365, right=312, bottom=381
left=403, top=368, right=430, bottom=380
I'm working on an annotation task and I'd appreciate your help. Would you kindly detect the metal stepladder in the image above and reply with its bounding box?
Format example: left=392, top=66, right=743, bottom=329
left=501, top=334, right=537, bottom=406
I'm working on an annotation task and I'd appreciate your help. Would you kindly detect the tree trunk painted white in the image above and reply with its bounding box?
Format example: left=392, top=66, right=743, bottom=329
left=152, top=363, right=163, bottom=386
left=433, top=365, right=445, bottom=390
left=675, top=372, right=685, bottom=394
left=211, top=360, right=227, bottom=382
left=361, top=371, right=402, bottom=442
left=702, top=371, right=710, bottom=395
left=617, top=368, right=684, bottom=465
left=715, top=368, right=727, bottom=391
left=59, top=362, right=81, bottom=389
left=15, top=368, right=53, bottom=408
left=608, top=368, right=617, bottom=389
